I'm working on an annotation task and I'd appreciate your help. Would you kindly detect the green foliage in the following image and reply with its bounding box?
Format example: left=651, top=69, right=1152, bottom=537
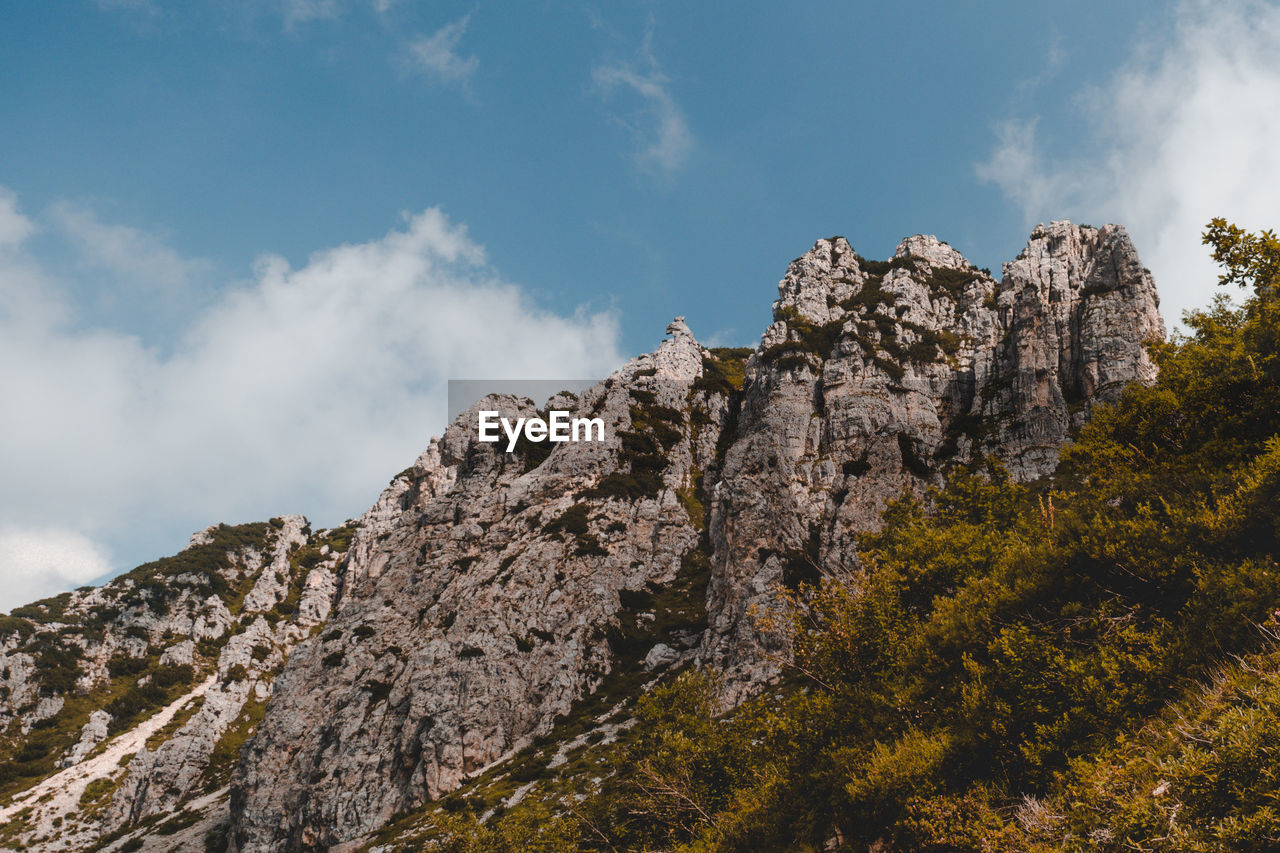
left=586, top=395, right=687, bottom=501
left=105, top=682, right=169, bottom=734
left=854, top=253, right=921, bottom=278
left=29, top=634, right=84, bottom=695
left=924, top=265, right=981, bottom=299
left=156, top=809, right=202, bottom=835
left=79, top=776, right=118, bottom=807
left=1204, top=216, right=1280, bottom=294
left=760, top=305, right=844, bottom=367
left=0, top=614, right=35, bottom=639
left=364, top=680, right=393, bottom=704
left=9, top=592, right=72, bottom=622
left=128, top=522, right=269, bottom=584
left=543, top=503, right=590, bottom=537
left=692, top=348, right=752, bottom=396
left=107, top=653, right=149, bottom=679
left=1027, top=645, right=1280, bottom=851
left=542, top=503, right=608, bottom=555
left=204, top=692, right=268, bottom=789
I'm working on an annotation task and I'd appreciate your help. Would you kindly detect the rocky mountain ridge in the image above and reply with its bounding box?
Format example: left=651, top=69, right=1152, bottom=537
left=0, top=221, right=1163, bottom=852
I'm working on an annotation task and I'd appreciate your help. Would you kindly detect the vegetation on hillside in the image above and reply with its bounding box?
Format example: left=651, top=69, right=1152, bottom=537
left=377, top=220, right=1280, bottom=851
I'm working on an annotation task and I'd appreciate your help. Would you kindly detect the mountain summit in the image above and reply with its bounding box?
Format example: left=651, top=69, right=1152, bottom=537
left=0, top=222, right=1163, bottom=851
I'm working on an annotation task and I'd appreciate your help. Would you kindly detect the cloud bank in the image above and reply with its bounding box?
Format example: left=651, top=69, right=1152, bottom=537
left=0, top=195, right=623, bottom=612
left=977, top=0, right=1280, bottom=326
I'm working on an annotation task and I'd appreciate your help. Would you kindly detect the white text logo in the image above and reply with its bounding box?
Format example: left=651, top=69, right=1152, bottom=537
left=478, top=410, right=606, bottom=452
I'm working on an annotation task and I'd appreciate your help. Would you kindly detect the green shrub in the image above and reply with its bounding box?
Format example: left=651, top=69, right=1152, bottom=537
left=691, top=348, right=752, bottom=396
left=79, top=776, right=117, bottom=806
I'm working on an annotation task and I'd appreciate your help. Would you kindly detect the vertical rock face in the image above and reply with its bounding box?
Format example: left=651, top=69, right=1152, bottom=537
left=211, top=221, right=1162, bottom=850
left=985, top=222, right=1164, bottom=477
left=702, top=222, right=1164, bottom=696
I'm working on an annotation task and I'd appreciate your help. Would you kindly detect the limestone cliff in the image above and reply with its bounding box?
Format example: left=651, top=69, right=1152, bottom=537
left=702, top=222, right=1163, bottom=696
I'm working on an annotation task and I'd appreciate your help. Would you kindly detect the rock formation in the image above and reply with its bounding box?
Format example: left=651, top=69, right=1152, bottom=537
left=0, top=221, right=1162, bottom=852
left=225, top=222, right=1161, bottom=850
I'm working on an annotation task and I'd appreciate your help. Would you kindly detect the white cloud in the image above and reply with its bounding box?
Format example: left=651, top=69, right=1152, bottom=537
left=976, top=0, right=1280, bottom=327
left=0, top=188, right=35, bottom=248
left=407, top=15, right=479, bottom=87
left=50, top=201, right=208, bottom=294
left=279, top=0, right=343, bottom=27
left=0, top=528, right=111, bottom=613
left=593, top=26, right=692, bottom=177
left=0, top=194, right=624, bottom=613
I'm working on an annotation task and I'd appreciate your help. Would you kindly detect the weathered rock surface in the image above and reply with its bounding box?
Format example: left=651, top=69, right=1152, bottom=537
left=0, top=515, right=350, bottom=850
left=701, top=222, right=1164, bottom=696
left=100, top=516, right=338, bottom=832
left=229, top=320, right=719, bottom=851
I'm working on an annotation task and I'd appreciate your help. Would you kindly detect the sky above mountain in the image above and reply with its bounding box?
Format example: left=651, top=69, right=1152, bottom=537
left=2, top=0, right=1279, bottom=609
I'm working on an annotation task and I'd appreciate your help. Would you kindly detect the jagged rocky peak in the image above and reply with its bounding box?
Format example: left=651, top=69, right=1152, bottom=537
left=894, top=233, right=971, bottom=268
left=702, top=221, right=1164, bottom=699
left=770, top=232, right=993, bottom=328
left=0, top=515, right=355, bottom=850
left=217, top=221, right=1165, bottom=852
left=642, top=315, right=704, bottom=381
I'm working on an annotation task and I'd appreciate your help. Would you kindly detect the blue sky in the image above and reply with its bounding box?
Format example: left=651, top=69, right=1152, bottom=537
left=2, top=0, right=1279, bottom=609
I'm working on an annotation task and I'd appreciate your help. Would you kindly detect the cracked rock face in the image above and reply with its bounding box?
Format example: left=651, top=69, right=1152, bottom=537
left=229, top=320, right=723, bottom=851
left=217, top=222, right=1162, bottom=850
left=701, top=222, right=1163, bottom=698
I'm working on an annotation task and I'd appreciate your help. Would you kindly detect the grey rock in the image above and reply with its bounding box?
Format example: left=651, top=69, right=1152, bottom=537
left=228, top=321, right=719, bottom=851
left=58, top=710, right=111, bottom=768
left=643, top=643, right=679, bottom=671
left=701, top=223, right=1162, bottom=701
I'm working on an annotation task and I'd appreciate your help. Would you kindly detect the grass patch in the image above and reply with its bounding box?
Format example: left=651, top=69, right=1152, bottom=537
left=691, top=348, right=752, bottom=396
left=204, top=692, right=267, bottom=790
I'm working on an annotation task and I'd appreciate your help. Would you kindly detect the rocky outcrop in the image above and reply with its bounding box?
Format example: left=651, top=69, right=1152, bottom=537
left=224, top=222, right=1162, bottom=851
left=229, top=320, right=721, bottom=851
left=701, top=222, right=1164, bottom=696
left=0, top=515, right=351, bottom=851
left=100, top=516, right=339, bottom=832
